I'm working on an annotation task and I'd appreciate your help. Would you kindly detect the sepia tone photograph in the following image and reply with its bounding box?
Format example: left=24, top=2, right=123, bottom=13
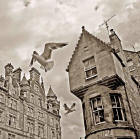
left=0, top=0, right=140, bottom=139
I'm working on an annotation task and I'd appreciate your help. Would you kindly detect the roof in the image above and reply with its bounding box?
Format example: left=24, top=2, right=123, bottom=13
left=13, top=67, right=22, bottom=73
left=5, top=63, right=14, bottom=69
left=20, top=74, right=29, bottom=86
left=47, top=86, right=56, bottom=97
left=66, top=26, right=111, bottom=71
left=29, top=67, right=40, bottom=75
left=123, top=49, right=140, bottom=53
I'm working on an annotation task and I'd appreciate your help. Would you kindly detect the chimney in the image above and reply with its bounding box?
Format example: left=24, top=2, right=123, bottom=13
left=29, top=67, right=40, bottom=82
left=109, top=29, right=122, bottom=52
left=4, top=63, right=14, bottom=77
left=13, top=67, right=22, bottom=82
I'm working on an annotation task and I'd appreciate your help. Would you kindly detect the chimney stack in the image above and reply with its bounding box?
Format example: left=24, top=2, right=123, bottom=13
left=29, top=67, right=40, bottom=83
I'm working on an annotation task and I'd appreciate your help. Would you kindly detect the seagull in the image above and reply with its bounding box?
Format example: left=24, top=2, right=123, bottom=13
left=30, top=43, right=67, bottom=72
left=24, top=0, right=31, bottom=7
left=63, top=103, right=76, bottom=115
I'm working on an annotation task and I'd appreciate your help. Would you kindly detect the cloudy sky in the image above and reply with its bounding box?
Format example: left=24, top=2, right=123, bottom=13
left=0, top=0, right=140, bottom=138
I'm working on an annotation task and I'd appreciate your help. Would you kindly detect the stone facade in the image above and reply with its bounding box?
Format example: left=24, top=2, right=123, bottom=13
left=0, top=64, right=61, bottom=139
left=67, top=26, right=140, bottom=139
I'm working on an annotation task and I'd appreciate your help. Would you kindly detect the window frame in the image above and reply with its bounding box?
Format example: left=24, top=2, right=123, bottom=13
left=0, top=94, right=4, bottom=104
left=27, top=120, right=34, bottom=134
left=8, top=114, right=16, bottom=128
left=38, top=123, right=44, bottom=137
left=8, top=98, right=17, bottom=110
left=83, top=56, right=97, bottom=80
left=110, top=93, right=127, bottom=122
left=90, top=95, right=105, bottom=125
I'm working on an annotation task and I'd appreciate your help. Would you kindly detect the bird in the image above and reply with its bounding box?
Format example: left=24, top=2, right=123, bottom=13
left=94, top=5, right=99, bottom=11
left=30, top=43, right=67, bottom=72
left=24, top=0, right=31, bottom=7
left=63, top=103, right=76, bottom=115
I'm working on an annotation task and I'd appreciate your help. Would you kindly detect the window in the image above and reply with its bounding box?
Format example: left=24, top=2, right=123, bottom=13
left=50, top=117, right=54, bottom=126
left=38, top=124, right=44, bottom=137
left=8, top=115, right=16, bottom=127
left=34, top=84, right=39, bottom=92
left=38, top=98, right=42, bottom=106
left=30, top=94, right=34, bottom=104
left=27, top=120, right=34, bottom=134
left=83, top=57, right=97, bottom=79
left=110, top=94, right=127, bottom=122
left=0, top=111, right=3, bottom=122
left=90, top=96, right=105, bottom=124
left=8, top=133, right=15, bottom=139
left=0, top=94, right=4, bottom=103
left=127, top=59, right=135, bottom=72
left=8, top=99, right=17, bottom=110
left=38, top=111, right=43, bottom=119
left=27, top=107, right=34, bottom=117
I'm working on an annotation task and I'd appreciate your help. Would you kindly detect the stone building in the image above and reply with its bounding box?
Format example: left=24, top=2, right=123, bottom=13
left=0, top=64, right=61, bottom=139
left=66, top=26, right=140, bottom=139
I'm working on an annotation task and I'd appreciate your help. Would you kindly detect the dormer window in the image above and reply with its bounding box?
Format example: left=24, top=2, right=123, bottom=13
left=127, top=59, right=135, bottom=72
left=83, top=56, right=97, bottom=79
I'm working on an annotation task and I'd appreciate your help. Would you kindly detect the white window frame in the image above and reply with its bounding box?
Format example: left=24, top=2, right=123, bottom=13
left=90, top=96, right=105, bottom=125
left=83, top=57, right=97, bottom=80
left=85, top=66, right=97, bottom=80
left=110, top=94, right=127, bottom=122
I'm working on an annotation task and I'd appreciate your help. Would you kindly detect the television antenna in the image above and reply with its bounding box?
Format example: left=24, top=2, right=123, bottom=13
left=99, top=15, right=116, bottom=35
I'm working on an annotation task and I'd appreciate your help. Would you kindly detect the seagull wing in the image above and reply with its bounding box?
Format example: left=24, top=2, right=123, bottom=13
left=41, top=43, right=68, bottom=60
left=64, top=104, right=70, bottom=111
left=49, top=43, right=68, bottom=50
left=29, top=51, right=38, bottom=66
left=70, top=103, right=76, bottom=110
left=30, top=56, right=34, bottom=66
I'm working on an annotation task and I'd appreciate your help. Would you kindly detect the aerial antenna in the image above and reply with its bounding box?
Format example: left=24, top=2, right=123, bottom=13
left=132, top=45, right=136, bottom=52
left=99, top=15, right=116, bottom=35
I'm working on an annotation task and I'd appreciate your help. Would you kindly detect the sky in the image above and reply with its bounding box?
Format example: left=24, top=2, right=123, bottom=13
left=0, top=0, right=140, bottom=138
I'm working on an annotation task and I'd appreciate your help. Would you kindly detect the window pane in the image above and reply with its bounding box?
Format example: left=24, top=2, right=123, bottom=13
left=99, top=110, right=104, bottom=122
left=95, top=112, right=100, bottom=124
left=113, top=108, right=118, bottom=120
left=91, top=67, right=97, bottom=75
left=117, top=108, right=123, bottom=120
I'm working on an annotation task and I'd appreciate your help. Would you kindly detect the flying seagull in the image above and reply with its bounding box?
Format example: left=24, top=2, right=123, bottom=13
left=63, top=103, right=76, bottom=115
left=30, top=43, right=67, bottom=72
left=24, top=0, right=31, bottom=7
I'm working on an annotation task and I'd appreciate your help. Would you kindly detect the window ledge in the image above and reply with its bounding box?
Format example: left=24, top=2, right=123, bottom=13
left=86, top=75, right=97, bottom=80
left=95, top=121, right=106, bottom=126
left=114, top=120, right=126, bottom=122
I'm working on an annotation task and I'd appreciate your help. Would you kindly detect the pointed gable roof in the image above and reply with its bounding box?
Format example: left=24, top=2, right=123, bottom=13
left=20, top=74, right=29, bottom=86
left=47, top=86, right=57, bottom=97
left=66, top=26, right=111, bottom=72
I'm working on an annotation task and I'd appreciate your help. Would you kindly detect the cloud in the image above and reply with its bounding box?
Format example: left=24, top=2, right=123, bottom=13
left=0, top=0, right=140, bottom=138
